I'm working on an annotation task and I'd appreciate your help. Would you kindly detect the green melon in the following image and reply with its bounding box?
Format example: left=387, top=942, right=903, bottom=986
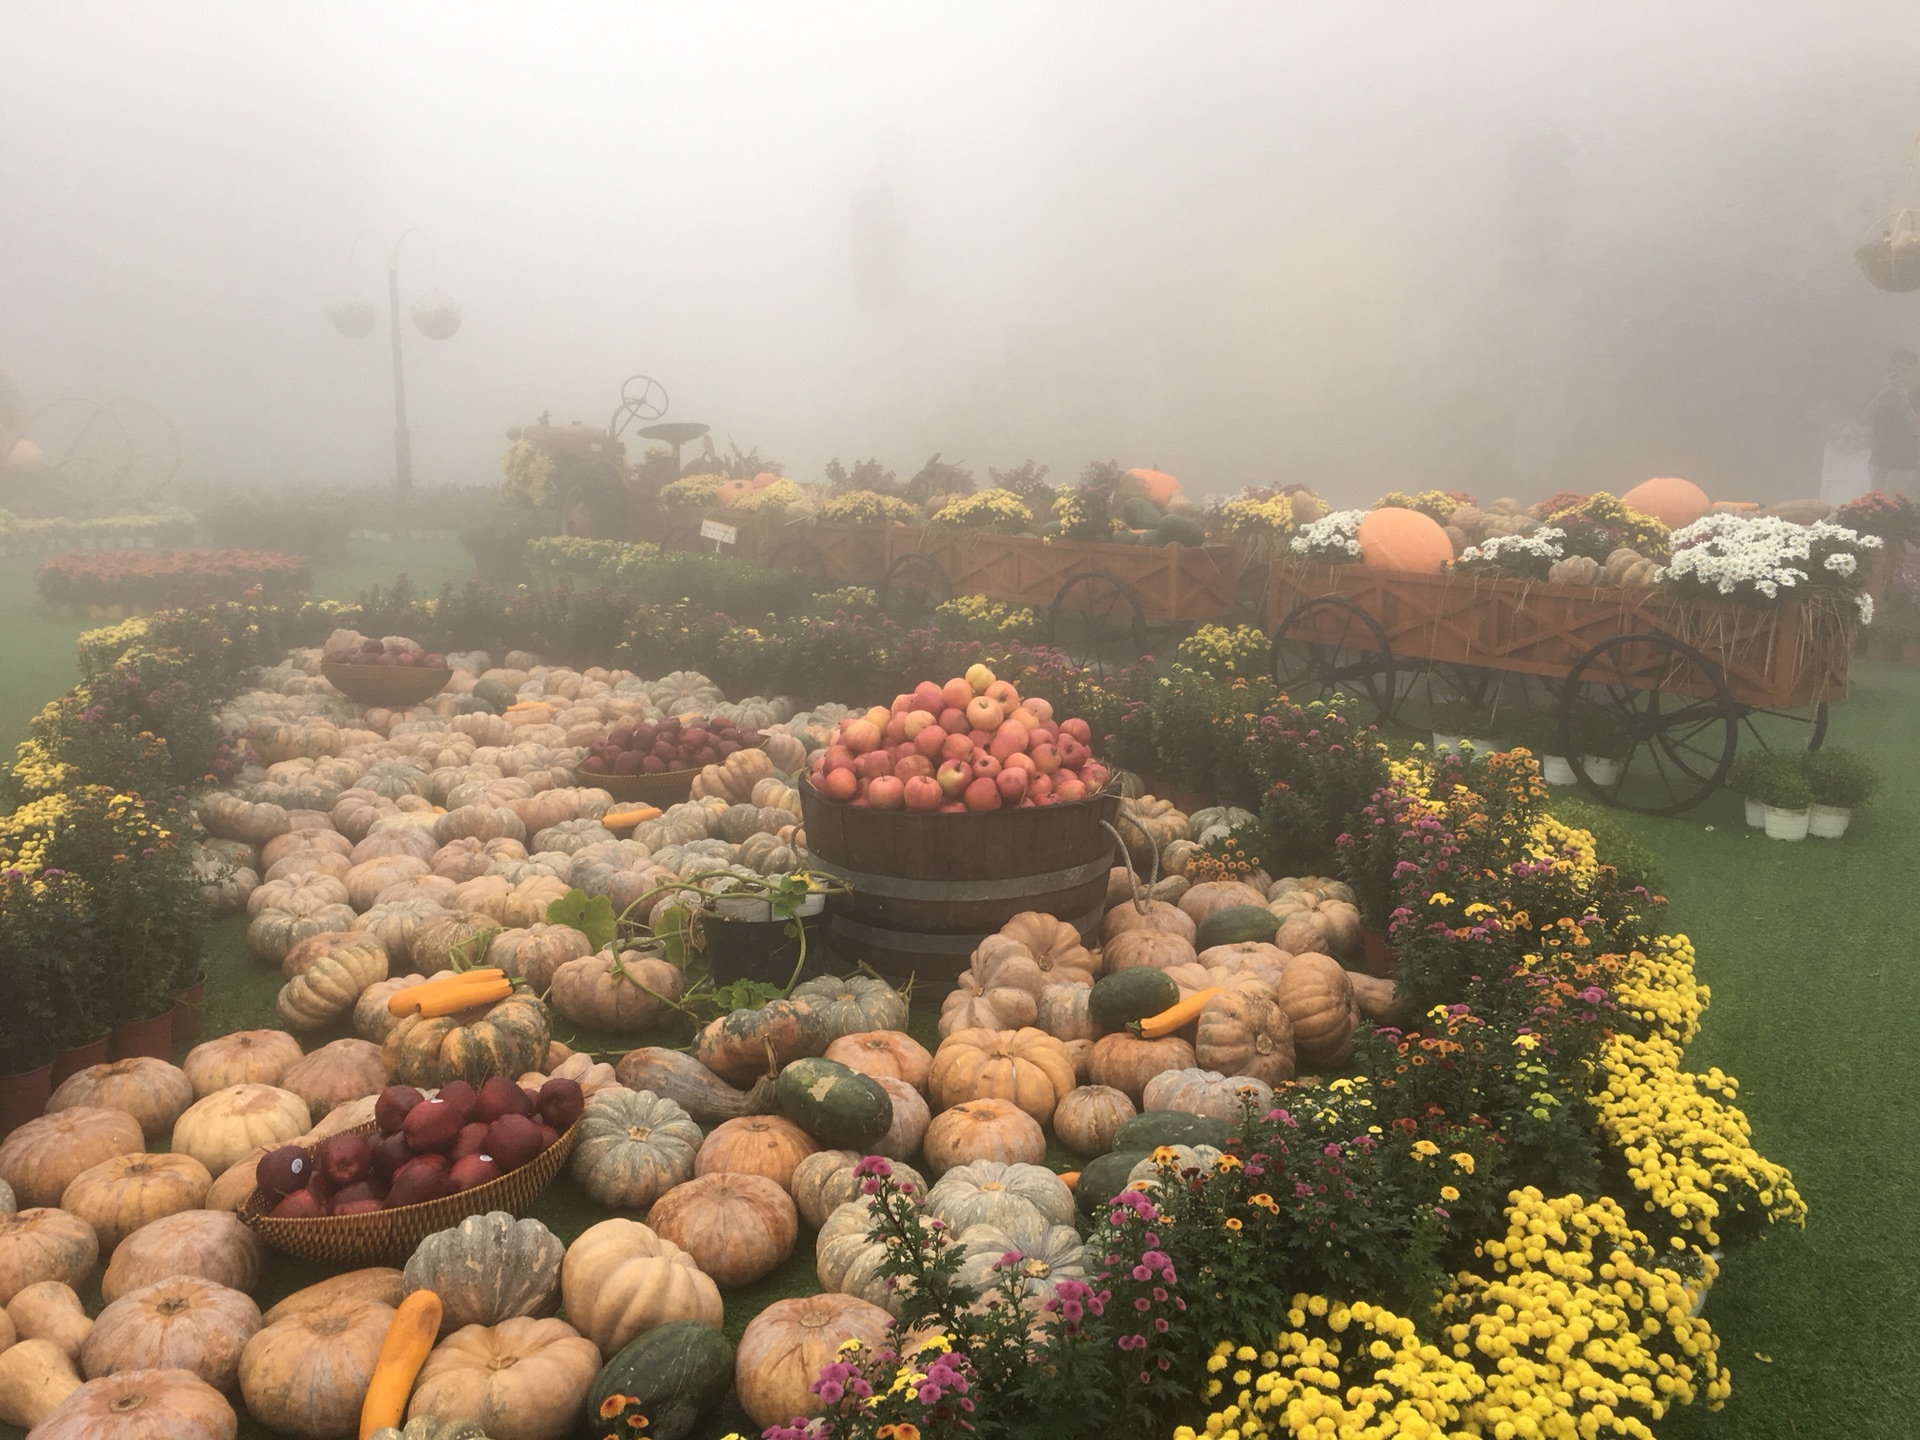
left=1113, top=1110, right=1234, bottom=1154
left=1076, top=1149, right=1152, bottom=1215
left=587, top=1321, right=734, bottom=1440
left=1193, top=905, right=1281, bottom=952
left=1153, top=513, right=1207, bottom=548
left=775, top=1056, right=893, bottom=1149
left=470, top=678, right=517, bottom=713
left=1089, top=969, right=1180, bottom=1030
left=1120, top=496, right=1166, bottom=530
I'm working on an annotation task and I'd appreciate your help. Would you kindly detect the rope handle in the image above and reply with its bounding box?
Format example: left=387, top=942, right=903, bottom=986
left=1100, top=815, right=1158, bottom=915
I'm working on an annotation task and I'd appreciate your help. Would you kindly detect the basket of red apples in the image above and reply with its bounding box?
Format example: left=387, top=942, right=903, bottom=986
left=321, top=633, right=453, bottom=707
left=803, top=664, right=1109, bottom=813
left=239, top=1075, right=582, bottom=1266
left=578, top=714, right=764, bottom=804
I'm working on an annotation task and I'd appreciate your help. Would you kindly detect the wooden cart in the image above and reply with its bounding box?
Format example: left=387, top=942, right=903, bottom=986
left=1266, top=561, right=1858, bottom=813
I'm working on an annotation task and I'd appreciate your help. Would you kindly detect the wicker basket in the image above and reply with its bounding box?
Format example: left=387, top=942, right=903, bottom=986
left=595, top=768, right=699, bottom=806
left=239, top=1117, right=578, bottom=1267
left=321, top=663, right=453, bottom=707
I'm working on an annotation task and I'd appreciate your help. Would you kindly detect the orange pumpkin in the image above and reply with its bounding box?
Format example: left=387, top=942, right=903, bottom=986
left=1126, top=467, right=1185, bottom=508
left=1103, top=929, right=1197, bottom=973
left=0, top=1110, right=143, bottom=1209
left=929, top=1028, right=1076, bottom=1124
left=1274, top=952, right=1360, bottom=1069
left=1099, top=899, right=1195, bottom=947
left=61, top=1153, right=213, bottom=1252
left=920, top=1099, right=1045, bottom=1175
left=715, top=479, right=755, bottom=508
left=1358, top=507, right=1452, bottom=574
left=1088, top=1032, right=1196, bottom=1104
left=734, top=1295, right=893, bottom=1431
left=822, top=1031, right=933, bottom=1092
left=693, top=1116, right=819, bottom=1188
left=1622, top=477, right=1708, bottom=529
left=648, top=1173, right=798, bottom=1289
left=44, top=1060, right=194, bottom=1143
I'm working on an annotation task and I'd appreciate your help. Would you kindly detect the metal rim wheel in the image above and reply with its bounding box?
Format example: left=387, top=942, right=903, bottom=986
left=1047, top=572, right=1150, bottom=678
left=766, top=539, right=830, bottom=589
left=1267, top=595, right=1397, bottom=723
left=1740, top=701, right=1830, bottom=755
left=1556, top=632, right=1739, bottom=814
left=878, top=553, right=952, bottom=629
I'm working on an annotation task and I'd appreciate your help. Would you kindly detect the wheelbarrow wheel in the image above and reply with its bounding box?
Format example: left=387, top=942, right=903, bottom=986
left=1556, top=631, right=1738, bottom=814
left=1267, top=595, right=1397, bottom=723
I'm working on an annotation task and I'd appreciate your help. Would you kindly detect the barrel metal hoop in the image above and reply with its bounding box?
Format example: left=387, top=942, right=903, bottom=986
left=808, top=854, right=1112, bottom=902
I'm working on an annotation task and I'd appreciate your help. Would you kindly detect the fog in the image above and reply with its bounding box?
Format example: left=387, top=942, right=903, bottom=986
left=3, top=0, right=1918, bottom=503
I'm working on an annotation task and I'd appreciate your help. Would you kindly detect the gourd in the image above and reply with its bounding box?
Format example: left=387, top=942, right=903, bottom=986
left=693, top=1116, right=818, bottom=1188
left=788, top=1152, right=928, bottom=1232
left=1089, top=969, right=1179, bottom=1030
left=0, top=1109, right=143, bottom=1208
left=584, top=1320, right=734, bottom=1440
left=282, top=1039, right=390, bottom=1118
left=1101, top=928, right=1198, bottom=974
left=936, top=921, right=1097, bottom=1037
left=786, top=977, right=908, bottom=1043
left=609, top=1049, right=775, bottom=1126
left=1113, top=796, right=1189, bottom=863
left=925, top=1160, right=1074, bottom=1233
left=1088, top=1032, right=1196, bottom=1105
left=568, top=1090, right=701, bottom=1211
left=384, top=995, right=553, bottom=1089
left=61, top=1153, right=212, bottom=1251
left=27, top=1368, right=236, bottom=1440
left=238, top=1295, right=396, bottom=1439
left=403, top=1214, right=565, bottom=1334
left=928, top=1028, right=1076, bottom=1125
left=920, top=1099, right=1045, bottom=1175
left=485, top=926, right=594, bottom=990
left=433, top=805, right=529, bottom=848
left=954, top=1219, right=1086, bottom=1301
left=1141, top=1067, right=1274, bottom=1121
left=1273, top=952, right=1360, bottom=1069
left=873, top=1077, right=928, bottom=1161
left=648, top=1174, right=798, bottom=1289
left=813, top=1199, right=914, bottom=1314
left=548, top=953, right=684, bottom=1033
left=820, top=1031, right=931, bottom=1092
left=1052, top=1085, right=1136, bottom=1158
left=171, top=1086, right=311, bottom=1177
left=773, top=1059, right=893, bottom=1150
left=1179, top=881, right=1270, bottom=925
left=1191, top=903, right=1282, bottom=952
left=558, top=1220, right=723, bottom=1358
left=9, top=1281, right=91, bottom=1358
left=1548, top=554, right=1602, bottom=585
left=531, top=819, right=615, bottom=855
left=101, top=1209, right=264, bottom=1301
left=1099, top=898, right=1195, bottom=946
left=44, top=1059, right=193, bottom=1142
left=80, top=1276, right=262, bottom=1391
left=183, top=1031, right=305, bottom=1098
left=1349, top=973, right=1409, bottom=1027
left=687, top=749, right=775, bottom=805
left=405, top=1317, right=599, bottom=1440
left=0, top=1338, right=82, bottom=1428
left=199, top=794, right=292, bottom=845
left=1605, top=547, right=1661, bottom=587
left=248, top=897, right=361, bottom=966
left=1194, top=989, right=1296, bottom=1086
left=732, top=1295, right=892, bottom=1432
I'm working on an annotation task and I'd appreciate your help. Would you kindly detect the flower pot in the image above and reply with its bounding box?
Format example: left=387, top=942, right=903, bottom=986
left=1541, top=755, right=1576, bottom=786
left=51, top=1032, right=111, bottom=1086
left=700, top=911, right=830, bottom=990
left=1690, top=1248, right=1726, bottom=1318
left=171, top=974, right=206, bottom=1046
left=1743, top=797, right=1766, bottom=829
left=1581, top=755, right=1625, bottom=786
left=1360, top=927, right=1401, bottom=979
left=0, top=1065, right=52, bottom=1137
left=1431, top=733, right=1462, bottom=754
left=1762, top=806, right=1810, bottom=841
left=1807, top=804, right=1852, bottom=839
left=109, top=1011, right=177, bottom=1062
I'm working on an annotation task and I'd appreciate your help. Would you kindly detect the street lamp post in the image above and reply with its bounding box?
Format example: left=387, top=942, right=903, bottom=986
left=387, top=255, right=413, bottom=490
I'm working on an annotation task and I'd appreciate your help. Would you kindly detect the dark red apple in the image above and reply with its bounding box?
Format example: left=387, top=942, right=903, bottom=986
left=370, top=1132, right=412, bottom=1181
left=476, top=1075, right=534, bottom=1124
left=485, top=1113, right=545, bottom=1171
left=386, top=1154, right=454, bottom=1207
left=403, top=1097, right=464, bottom=1153
left=256, top=1144, right=313, bottom=1197
left=375, top=1085, right=427, bottom=1136
left=450, top=1122, right=492, bottom=1163
left=270, top=1189, right=323, bottom=1219
left=535, top=1077, right=584, bottom=1132
left=333, top=1179, right=385, bottom=1207
left=318, top=1133, right=372, bottom=1187
left=449, top=1153, right=503, bottom=1192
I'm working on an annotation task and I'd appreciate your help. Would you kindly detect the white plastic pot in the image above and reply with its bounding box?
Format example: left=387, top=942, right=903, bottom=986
left=1690, top=1248, right=1726, bottom=1318
left=1541, top=755, right=1576, bottom=786
left=1581, top=755, right=1625, bottom=786
left=1431, top=733, right=1463, bottom=754
left=1763, top=806, right=1810, bottom=841
left=712, top=890, right=828, bottom=922
left=1807, top=804, right=1852, bottom=839
left=1743, top=797, right=1766, bottom=829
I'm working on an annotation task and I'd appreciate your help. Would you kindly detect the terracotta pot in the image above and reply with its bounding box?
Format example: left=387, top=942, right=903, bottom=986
left=51, top=1032, right=111, bottom=1086
left=108, top=1011, right=177, bottom=1062
left=1360, top=927, right=1401, bottom=978
left=0, top=1065, right=52, bottom=1138
left=171, top=974, right=206, bottom=1047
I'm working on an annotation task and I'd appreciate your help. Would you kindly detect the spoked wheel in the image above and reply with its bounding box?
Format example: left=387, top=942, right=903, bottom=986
left=1047, top=572, right=1150, bottom=678
left=766, top=539, right=830, bottom=590
left=1234, top=560, right=1271, bottom=626
left=1740, top=701, right=1830, bottom=755
left=878, top=554, right=951, bottom=629
left=1268, top=595, right=1397, bottom=723
left=1556, top=632, right=1738, bottom=814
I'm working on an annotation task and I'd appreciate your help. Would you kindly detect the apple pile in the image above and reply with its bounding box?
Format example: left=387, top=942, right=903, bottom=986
left=578, top=715, right=762, bottom=779
left=255, top=1076, right=583, bottom=1217
left=321, top=631, right=447, bottom=670
left=807, top=664, right=1108, bottom=812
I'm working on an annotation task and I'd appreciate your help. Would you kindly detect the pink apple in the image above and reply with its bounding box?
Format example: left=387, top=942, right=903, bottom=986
left=1026, top=696, right=1054, bottom=723
left=1007, top=706, right=1041, bottom=731
left=894, top=753, right=934, bottom=781
left=844, top=719, right=882, bottom=755
left=903, top=775, right=943, bottom=812
left=1081, top=762, right=1110, bottom=792
left=936, top=759, right=971, bottom=798
left=1053, top=774, right=1086, bottom=802
left=1028, top=771, right=1054, bottom=799
left=821, top=767, right=859, bottom=802
left=984, top=680, right=1019, bottom=709
left=903, top=710, right=937, bottom=740
left=965, top=695, right=1004, bottom=732
left=823, top=746, right=856, bottom=773
left=1058, top=735, right=1090, bottom=770
left=939, top=707, right=969, bottom=734
left=1030, top=744, right=1062, bottom=776
left=972, top=753, right=1003, bottom=780
left=884, top=713, right=908, bottom=744
left=962, top=777, right=1002, bottom=812
left=891, top=741, right=916, bottom=763
left=940, top=731, right=974, bottom=763
left=891, top=693, right=913, bottom=714
left=989, top=722, right=1029, bottom=761
left=1061, top=716, right=1092, bottom=744
left=867, top=775, right=906, bottom=810
left=855, top=750, right=893, bottom=781
left=914, top=725, right=948, bottom=760
left=912, top=681, right=947, bottom=713
left=995, top=767, right=1029, bottom=804
left=940, top=677, right=974, bottom=711
left=967, top=728, right=994, bottom=751
left=1003, top=751, right=1036, bottom=774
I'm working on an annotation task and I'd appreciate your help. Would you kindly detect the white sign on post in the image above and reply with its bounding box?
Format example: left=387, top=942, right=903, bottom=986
left=699, top=519, right=739, bottom=550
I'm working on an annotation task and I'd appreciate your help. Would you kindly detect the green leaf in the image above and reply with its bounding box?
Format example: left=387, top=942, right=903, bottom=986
left=545, top=888, right=617, bottom=952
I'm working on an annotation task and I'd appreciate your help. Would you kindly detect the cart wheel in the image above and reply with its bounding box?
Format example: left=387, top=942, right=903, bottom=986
left=878, top=554, right=952, bottom=629
left=660, top=523, right=709, bottom=556
left=1048, top=572, right=1150, bottom=678
left=1556, top=632, right=1738, bottom=814
left=1740, top=701, right=1829, bottom=754
left=767, top=539, right=830, bottom=589
left=1234, top=561, right=1271, bottom=626
left=1268, top=595, right=1397, bottom=723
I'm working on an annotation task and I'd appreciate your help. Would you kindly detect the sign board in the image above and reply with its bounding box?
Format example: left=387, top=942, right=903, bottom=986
left=699, top=519, right=739, bottom=548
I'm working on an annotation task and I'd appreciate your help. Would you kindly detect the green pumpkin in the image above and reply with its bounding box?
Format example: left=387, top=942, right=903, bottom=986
left=470, top=677, right=518, bottom=713
left=454, top=695, right=494, bottom=715
left=370, top=1420, right=493, bottom=1440
left=1089, top=969, right=1180, bottom=1030
left=1153, top=513, right=1206, bottom=547
left=1194, top=904, right=1281, bottom=952
left=1076, top=1149, right=1151, bottom=1215
left=775, top=1056, right=894, bottom=1148
left=588, top=1320, right=735, bottom=1440
left=788, top=975, right=909, bottom=1044
left=1112, top=1109, right=1233, bottom=1154
left=1120, top=496, right=1165, bottom=530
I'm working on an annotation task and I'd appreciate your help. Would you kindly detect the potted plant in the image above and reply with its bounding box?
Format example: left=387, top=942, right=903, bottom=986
left=1727, top=752, right=1768, bottom=829
left=1802, top=749, right=1878, bottom=838
left=1425, top=701, right=1497, bottom=756
left=1499, top=712, right=1571, bottom=783
left=1571, top=710, right=1631, bottom=786
left=1752, top=754, right=1813, bottom=841
left=669, top=871, right=846, bottom=990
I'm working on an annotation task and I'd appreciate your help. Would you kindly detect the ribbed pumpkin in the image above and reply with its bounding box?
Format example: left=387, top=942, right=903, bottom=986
left=1271, top=898, right=1363, bottom=962
left=649, top=1174, right=797, bottom=1290
left=926, top=1160, right=1074, bottom=1232
left=484, top=925, right=593, bottom=989
left=813, top=1199, right=912, bottom=1314
left=789, top=1152, right=928, bottom=1231
left=433, top=805, right=528, bottom=848
left=547, top=953, right=684, bottom=1033
left=171, top=1087, right=310, bottom=1178
left=1178, top=880, right=1271, bottom=924
left=28, top=1368, right=238, bottom=1440
left=101, top=1210, right=264, bottom=1302
left=786, top=977, right=908, bottom=1044
left=691, top=1003, right=814, bottom=1088
left=1035, top=982, right=1097, bottom=1044
left=1141, top=1067, right=1274, bottom=1122
left=430, top=836, right=528, bottom=883
left=1273, top=952, right=1360, bottom=1069
left=346, top=856, right=432, bottom=911
left=354, top=975, right=431, bottom=1043
left=953, top=1219, right=1087, bottom=1302
left=406, top=1317, right=599, bottom=1440
left=821, top=1031, right=932, bottom=1092
left=248, top=899, right=359, bottom=968
left=61, top=1153, right=212, bottom=1251
left=280, top=1039, right=388, bottom=1118
left=937, top=925, right=1098, bottom=1037
left=0, top=1109, right=142, bottom=1209
left=567, top=1090, right=701, bottom=1211
left=1088, top=1033, right=1196, bottom=1105
left=0, top=1209, right=97, bottom=1305
left=1052, top=1085, right=1137, bottom=1158
left=384, top=995, right=552, bottom=1089
left=370, top=1418, right=490, bottom=1440
left=734, top=1295, right=892, bottom=1431
left=261, top=1269, right=406, bottom=1326
left=80, top=1277, right=262, bottom=1390
left=559, top=1219, right=723, bottom=1358
left=200, top=793, right=292, bottom=844
left=1194, top=989, right=1296, bottom=1086
left=277, top=932, right=390, bottom=1033
left=182, top=1031, right=305, bottom=1099
left=1102, top=929, right=1198, bottom=973
left=238, top=1295, right=394, bottom=1438
left=873, top=1077, right=928, bottom=1162
left=693, top=1116, right=818, bottom=1188
left=1099, top=898, right=1195, bottom=946
left=403, top=1213, right=565, bottom=1334
left=929, top=1028, right=1076, bottom=1125
left=410, top=912, right=506, bottom=977
left=45, top=1060, right=194, bottom=1143
left=920, top=1099, right=1045, bottom=1176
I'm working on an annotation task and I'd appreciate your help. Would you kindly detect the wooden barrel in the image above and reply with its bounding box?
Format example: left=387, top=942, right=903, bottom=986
left=799, top=779, right=1120, bottom=1007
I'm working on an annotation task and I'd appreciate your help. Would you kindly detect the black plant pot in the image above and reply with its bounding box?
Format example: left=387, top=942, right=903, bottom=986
left=701, top=912, right=831, bottom=989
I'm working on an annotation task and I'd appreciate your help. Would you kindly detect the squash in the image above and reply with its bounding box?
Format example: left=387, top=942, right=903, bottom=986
left=872, top=1076, right=928, bottom=1161
left=920, top=1099, right=1045, bottom=1176
left=584, top=1320, right=733, bottom=1440
left=352, top=902, right=454, bottom=976
left=691, top=1004, right=815, bottom=1088
left=786, top=977, right=907, bottom=1043
left=1194, top=989, right=1296, bottom=1086
left=81, top=1276, right=262, bottom=1391
left=928, top=1028, right=1076, bottom=1125
left=733, top=1295, right=892, bottom=1432
left=347, top=857, right=431, bottom=911
left=954, top=1219, right=1086, bottom=1301
left=61, top=1153, right=211, bottom=1252
left=1088, top=1032, right=1196, bottom=1104
left=360, top=1291, right=443, bottom=1439
left=1074, top=1150, right=1150, bottom=1215
left=9, top=1281, right=91, bottom=1358
left=1113, top=1110, right=1234, bottom=1153
left=1548, top=554, right=1602, bottom=585
left=384, top=995, right=552, bottom=1090
left=369, top=1421, right=490, bottom=1440
left=789, top=1153, right=927, bottom=1231
left=1358, top=506, right=1452, bottom=573
left=548, top=953, right=684, bottom=1033
left=405, top=1317, right=598, bottom=1440
left=0, top=1110, right=142, bottom=1210
left=1192, top=904, right=1281, bottom=952
left=248, top=899, right=362, bottom=967
left=1141, top=1067, right=1273, bottom=1121
left=813, top=1198, right=914, bottom=1314
left=609, top=1049, right=774, bottom=1126
left=483, top=926, right=593, bottom=990
left=1179, top=881, right=1271, bottom=926
left=1089, top=969, right=1179, bottom=1030
left=693, top=1116, right=817, bottom=1188
left=0, top=1337, right=81, bottom=1428
left=559, top=1220, right=723, bottom=1359
left=568, top=1090, right=701, bottom=1211
left=283, top=1040, right=390, bottom=1118
left=1052, top=1085, right=1136, bottom=1158
left=1099, top=898, right=1194, bottom=947
left=101, top=1210, right=264, bottom=1302
left=403, top=1214, right=564, bottom=1335
left=517, top=1051, right=619, bottom=1100
left=1349, top=972, right=1409, bottom=1027
left=409, top=913, right=506, bottom=977
left=263, top=1271, right=406, bottom=1327
left=1114, top=795, right=1189, bottom=863
left=28, top=1367, right=236, bottom=1440
left=773, top=1059, right=892, bottom=1150
left=200, top=794, right=293, bottom=845
left=936, top=923, right=1098, bottom=1038
left=1274, top=952, right=1360, bottom=1068
left=432, top=806, right=529, bottom=849
left=687, top=749, right=775, bottom=805
left=45, top=1060, right=194, bottom=1142
left=1271, top=899, right=1363, bottom=962
left=239, top=1295, right=396, bottom=1439
left=925, top=1160, right=1074, bottom=1232
left=171, top=1086, right=311, bottom=1177
left=820, top=1031, right=931, bottom=1092
left=1102, top=928, right=1198, bottom=973
left=183, top=1031, right=305, bottom=1098
left=648, top=1174, right=797, bottom=1290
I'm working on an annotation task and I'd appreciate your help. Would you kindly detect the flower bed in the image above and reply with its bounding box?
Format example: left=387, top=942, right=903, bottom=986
left=34, top=546, right=310, bottom=614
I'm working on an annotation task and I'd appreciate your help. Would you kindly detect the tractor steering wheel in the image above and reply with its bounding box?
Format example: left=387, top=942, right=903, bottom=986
left=611, top=375, right=668, bottom=438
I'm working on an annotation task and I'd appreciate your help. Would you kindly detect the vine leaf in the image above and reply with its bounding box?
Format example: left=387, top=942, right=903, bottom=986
left=546, top=889, right=617, bottom=953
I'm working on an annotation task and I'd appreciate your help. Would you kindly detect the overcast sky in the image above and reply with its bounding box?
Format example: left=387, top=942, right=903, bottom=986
left=3, top=1, right=1918, bottom=504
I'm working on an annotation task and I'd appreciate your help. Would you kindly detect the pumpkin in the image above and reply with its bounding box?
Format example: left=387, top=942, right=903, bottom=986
left=264, top=850, right=352, bottom=885
left=0, top=1110, right=142, bottom=1209
left=1052, top=1085, right=1137, bottom=1158
left=248, top=901, right=361, bottom=966
left=584, top=1320, right=734, bottom=1440
left=733, top=1295, right=892, bottom=1431
left=273, top=1039, right=386, bottom=1120
left=238, top=1295, right=395, bottom=1438
left=370, top=1421, right=491, bottom=1440
left=1622, top=477, right=1707, bottom=530
left=29, top=1368, right=238, bottom=1440
left=1099, top=899, right=1195, bottom=946
left=692, top=1004, right=815, bottom=1088
left=306, top=1095, right=380, bottom=1147
left=101, top=1210, right=264, bottom=1302
left=648, top=1174, right=797, bottom=1289
left=1358, top=506, right=1452, bottom=573
left=80, top=1277, right=262, bottom=1391
left=559, top=1220, right=723, bottom=1358
left=8, top=1280, right=90, bottom=1358
left=355, top=976, right=431, bottom=1043
left=249, top=874, right=352, bottom=918
left=1271, top=899, right=1363, bottom=962
left=61, top=1154, right=212, bottom=1251
left=183, top=1031, right=304, bottom=1099
left=199, top=795, right=291, bottom=845
left=1605, top=547, right=1661, bottom=587
left=568, top=1089, right=701, bottom=1211
left=384, top=995, right=552, bottom=1089
left=430, top=837, right=528, bottom=884
left=787, top=976, right=908, bottom=1043
left=872, top=1077, right=928, bottom=1161
left=262, top=1270, right=406, bottom=1326
left=1274, top=952, right=1360, bottom=1069
left=1349, top=973, right=1410, bottom=1027
left=921, top=1099, right=1045, bottom=1175
left=954, top=1218, right=1086, bottom=1302
left=936, top=924, right=1097, bottom=1038
left=1125, top=1144, right=1223, bottom=1192
left=1088, top=1033, right=1196, bottom=1104
left=485, top=926, right=594, bottom=989
left=1548, top=554, right=1602, bottom=585
left=405, top=1317, right=598, bottom=1440
left=518, top=1051, right=620, bottom=1100
left=548, top=953, right=684, bottom=1033
left=693, top=1116, right=818, bottom=1188
left=995, top=913, right=1098, bottom=980
left=687, top=749, right=775, bottom=805
left=411, top=913, right=509, bottom=976
left=789, top=1153, right=927, bottom=1231
left=0, top=1210, right=98, bottom=1306
left=171, top=1086, right=310, bottom=1178
left=929, top=1028, right=1076, bottom=1124
left=735, top=831, right=804, bottom=875
left=1114, top=795, right=1189, bottom=865
left=1141, top=1067, right=1274, bottom=1121
left=346, top=857, right=431, bottom=911
left=926, top=1160, right=1074, bottom=1232
left=404, top=1213, right=565, bottom=1336
left=1193, top=989, right=1296, bottom=1086
left=353, top=900, right=456, bottom=972
left=0, top=1338, right=83, bottom=1428
left=1103, top=928, right=1198, bottom=973
left=811, top=1199, right=916, bottom=1315
left=530, top=819, right=615, bottom=855
left=820, top=1030, right=931, bottom=1092
left=497, top=877, right=572, bottom=930
left=45, top=1060, right=193, bottom=1142
left=278, top=931, right=390, bottom=1033
left=1178, top=880, right=1270, bottom=924
left=433, top=806, right=528, bottom=849
left=1035, top=983, right=1097, bottom=1044
left=353, top=829, right=440, bottom=866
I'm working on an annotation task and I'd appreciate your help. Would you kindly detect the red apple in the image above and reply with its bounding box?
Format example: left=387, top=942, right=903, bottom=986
left=913, top=724, right=948, bottom=760
left=844, top=719, right=882, bottom=754
left=535, top=1077, right=585, bottom=1131
left=475, top=1075, right=533, bottom=1124
left=989, top=723, right=1029, bottom=760
left=487, top=1113, right=546, bottom=1170
left=449, top=1153, right=503, bottom=1192
left=893, top=753, right=934, bottom=781
left=884, top=713, right=908, bottom=744
left=375, top=1086, right=426, bottom=1136
left=333, top=1198, right=383, bottom=1216
left=318, top=1133, right=372, bottom=1186
left=985, top=679, right=1020, bottom=708
left=903, top=775, right=943, bottom=812
left=972, top=753, right=1002, bottom=780
left=963, top=777, right=1002, bottom=812
left=903, top=710, right=938, bottom=741
left=855, top=749, right=893, bottom=781
left=940, top=677, right=974, bottom=711
left=912, top=681, right=947, bottom=713
left=821, top=767, right=859, bottom=802
left=823, top=746, right=856, bottom=773
left=451, top=1122, right=492, bottom=1162
left=965, top=695, right=1004, bottom=732
left=996, top=766, right=1030, bottom=804
left=1026, top=696, right=1055, bottom=722
left=270, top=1189, right=323, bottom=1219
left=867, top=775, right=906, bottom=810
left=256, top=1145, right=313, bottom=1197
left=1003, top=751, right=1036, bottom=774
left=1030, top=744, right=1062, bottom=776
left=1028, top=771, right=1054, bottom=800
left=939, top=801, right=967, bottom=813
left=1054, top=774, right=1087, bottom=802
left=936, top=759, right=971, bottom=798
left=939, top=707, right=969, bottom=734
left=1082, top=762, right=1110, bottom=792
left=1058, top=735, right=1090, bottom=770
left=940, top=731, right=974, bottom=763
left=1061, top=716, right=1093, bottom=744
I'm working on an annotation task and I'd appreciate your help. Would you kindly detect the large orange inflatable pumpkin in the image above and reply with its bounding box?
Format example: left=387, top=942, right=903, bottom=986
left=1126, top=468, right=1184, bottom=509
left=748, top=471, right=781, bottom=492
left=1358, top=507, right=1452, bottom=574
left=716, top=479, right=756, bottom=508
left=1622, top=477, right=1709, bottom=530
